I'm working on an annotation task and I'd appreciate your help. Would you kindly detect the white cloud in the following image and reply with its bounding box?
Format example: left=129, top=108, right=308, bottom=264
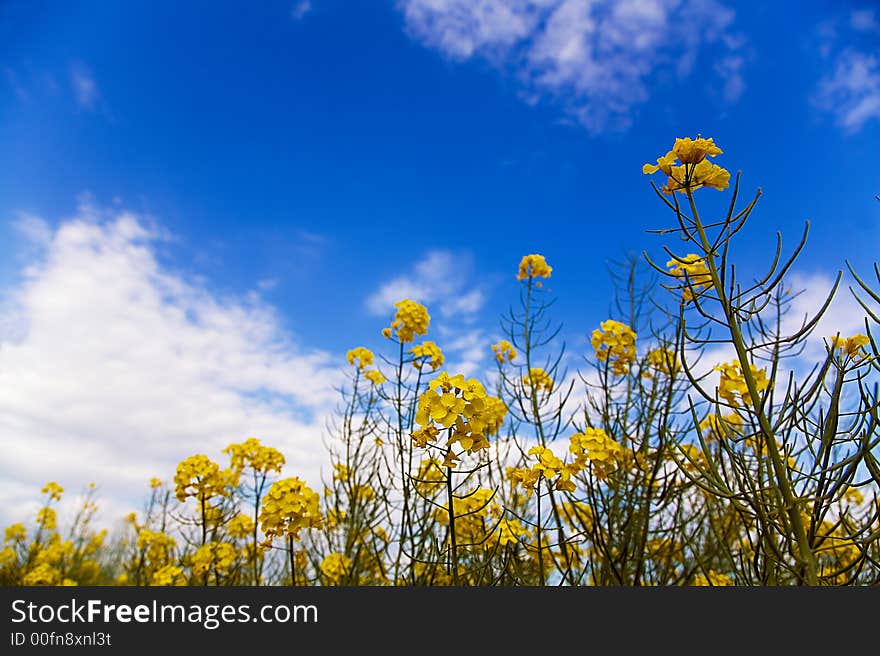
left=366, top=250, right=485, bottom=319
left=396, top=0, right=744, bottom=133
left=13, top=212, right=52, bottom=245
left=0, top=208, right=344, bottom=528
left=291, top=0, right=312, bottom=21
left=782, top=271, right=871, bottom=363
left=70, top=62, right=99, bottom=110
left=814, top=50, right=880, bottom=133
left=812, top=10, right=880, bottom=134
left=437, top=327, right=488, bottom=377
left=850, top=9, right=878, bottom=32
left=715, top=54, right=746, bottom=103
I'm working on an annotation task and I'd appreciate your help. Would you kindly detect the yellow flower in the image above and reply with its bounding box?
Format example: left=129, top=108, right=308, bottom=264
left=258, top=477, right=322, bottom=540
left=227, top=513, right=256, bottom=539
left=691, top=570, right=733, bottom=586
left=642, top=150, right=677, bottom=175
left=491, top=340, right=517, bottom=363
left=666, top=254, right=713, bottom=302
left=671, top=136, right=723, bottom=164
left=691, top=159, right=731, bottom=191
left=385, top=299, right=430, bottom=343
left=570, top=428, right=622, bottom=480
left=591, top=320, right=637, bottom=375
left=523, top=367, right=554, bottom=394
left=174, top=454, right=238, bottom=503
left=149, top=477, right=163, bottom=489
left=223, top=437, right=285, bottom=475
left=151, top=564, right=185, bottom=586
left=714, top=360, right=770, bottom=407
left=320, top=553, right=351, bottom=585
left=829, top=334, right=871, bottom=361
left=412, top=458, right=445, bottom=496
left=410, top=341, right=445, bottom=371
left=364, top=369, right=386, bottom=385
left=487, top=508, right=528, bottom=549
left=346, top=346, right=374, bottom=370
left=136, top=529, right=177, bottom=568
left=36, top=507, right=57, bottom=531
left=41, top=482, right=64, bottom=502
left=411, top=424, right=440, bottom=448
left=517, top=254, right=552, bottom=281
left=411, top=371, right=507, bottom=465
left=191, top=542, right=237, bottom=577
left=435, top=489, right=496, bottom=546
left=699, top=412, right=744, bottom=441
left=644, top=136, right=730, bottom=195
left=22, top=563, right=62, bottom=586
left=4, top=523, right=26, bottom=543
left=645, top=346, right=679, bottom=377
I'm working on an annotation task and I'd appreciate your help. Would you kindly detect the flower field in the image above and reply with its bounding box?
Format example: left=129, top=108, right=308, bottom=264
left=3, top=137, right=879, bottom=586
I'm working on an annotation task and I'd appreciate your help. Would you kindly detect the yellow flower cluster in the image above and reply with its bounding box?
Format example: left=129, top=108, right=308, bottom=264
left=41, top=482, right=64, bottom=502
left=36, top=507, right=57, bottom=531
left=830, top=334, right=871, bottom=361
left=5, top=523, right=26, bottom=543
left=411, top=372, right=507, bottom=465
left=412, top=458, right=445, bottom=496
left=346, top=347, right=374, bottom=369
left=523, top=367, right=554, bottom=394
left=591, top=320, right=637, bottom=375
left=714, top=360, right=770, bottom=407
left=517, top=254, right=553, bottom=281
left=320, top=552, right=351, bottom=585
left=174, top=455, right=237, bottom=503
left=258, top=477, right=322, bottom=540
left=383, top=299, right=430, bottom=343
left=699, top=412, right=744, bottom=442
left=509, top=445, right=580, bottom=495
left=151, top=564, right=185, bottom=586
left=434, top=488, right=495, bottom=546
left=569, top=428, right=622, bottom=480
left=136, top=529, right=177, bottom=569
left=22, top=563, right=71, bottom=586
left=191, top=541, right=237, bottom=577
left=491, top=339, right=517, bottom=363
left=643, top=136, right=730, bottom=195
left=667, top=254, right=713, bottom=302
left=645, top=346, right=679, bottom=377
left=410, top=341, right=445, bottom=371
left=223, top=437, right=285, bottom=476
left=364, top=369, right=386, bottom=385
left=691, top=570, right=733, bottom=586
left=487, top=506, right=529, bottom=549
left=227, top=514, right=256, bottom=539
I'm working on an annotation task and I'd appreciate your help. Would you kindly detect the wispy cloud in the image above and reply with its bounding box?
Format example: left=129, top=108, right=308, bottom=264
left=850, top=8, right=878, bottom=32
left=366, top=250, right=485, bottom=319
left=715, top=54, right=746, bottom=103
left=395, top=0, right=745, bottom=133
left=813, top=9, right=880, bottom=133
left=814, top=50, right=880, bottom=133
left=70, top=61, right=99, bottom=110
left=291, top=0, right=312, bottom=21
left=0, top=205, right=343, bottom=527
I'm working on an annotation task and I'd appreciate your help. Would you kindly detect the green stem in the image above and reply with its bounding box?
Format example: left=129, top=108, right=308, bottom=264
left=686, top=187, right=818, bottom=585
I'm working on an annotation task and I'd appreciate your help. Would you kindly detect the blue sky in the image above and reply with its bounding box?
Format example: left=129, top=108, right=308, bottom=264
left=0, top=0, right=878, bottom=524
